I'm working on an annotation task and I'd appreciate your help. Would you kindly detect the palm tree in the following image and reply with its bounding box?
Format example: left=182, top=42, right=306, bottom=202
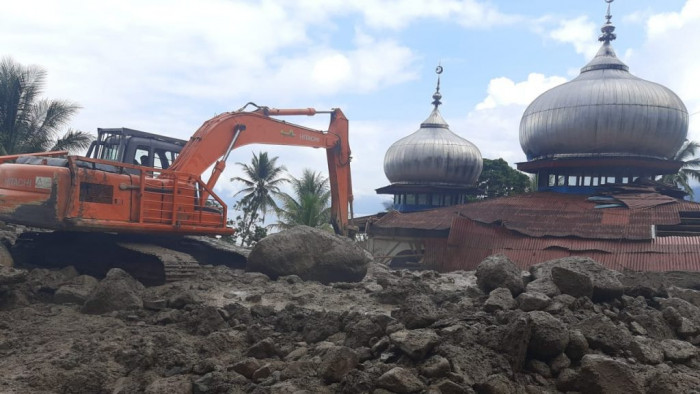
left=0, top=57, right=92, bottom=155
left=231, top=151, right=288, bottom=242
left=276, top=169, right=332, bottom=231
left=660, top=140, right=700, bottom=199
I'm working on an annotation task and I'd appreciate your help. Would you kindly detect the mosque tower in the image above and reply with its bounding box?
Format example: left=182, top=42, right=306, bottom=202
left=376, top=66, right=483, bottom=212
left=517, top=0, right=689, bottom=193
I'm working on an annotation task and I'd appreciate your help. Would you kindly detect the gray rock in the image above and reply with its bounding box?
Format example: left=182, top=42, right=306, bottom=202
left=516, top=291, right=550, bottom=312
left=231, top=357, right=261, bottom=379
left=530, top=257, right=623, bottom=301
left=549, top=353, right=571, bottom=376
left=144, top=376, right=192, bottom=394
left=54, top=275, right=99, bottom=304
left=429, top=379, right=472, bottom=394
left=420, top=355, right=451, bottom=378
left=0, top=266, right=25, bottom=285
left=551, top=265, right=593, bottom=298
left=391, top=294, right=439, bottom=329
left=484, top=287, right=516, bottom=312
left=247, top=226, right=371, bottom=284
left=389, top=329, right=440, bottom=360
left=475, top=374, right=516, bottom=394
left=376, top=367, right=426, bottom=393
left=576, top=315, right=632, bottom=356
left=475, top=254, right=524, bottom=296
left=667, top=286, right=700, bottom=307
left=659, top=297, right=700, bottom=327
left=629, top=336, right=664, bottom=365
left=526, top=359, right=551, bottom=378
left=620, top=270, right=668, bottom=299
left=647, top=370, right=700, bottom=394
left=167, top=290, right=201, bottom=309
left=528, top=311, right=569, bottom=360
left=246, top=337, right=281, bottom=359
left=525, top=278, right=560, bottom=297
left=579, top=354, right=643, bottom=394
left=319, top=346, right=358, bottom=383
left=660, top=339, right=698, bottom=362
left=498, top=312, right=532, bottom=371
left=565, top=329, right=588, bottom=361
left=555, top=368, right=579, bottom=392
left=81, top=268, right=144, bottom=314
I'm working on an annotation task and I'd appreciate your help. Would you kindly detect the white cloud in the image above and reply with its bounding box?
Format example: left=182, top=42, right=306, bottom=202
left=628, top=0, right=700, bottom=142
left=462, top=72, right=566, bottom=166
left=548, top=16, right=599, bottom=59
left=476, top=73, right=566, bottom=110
left=646, top=0, right=700, bottom=37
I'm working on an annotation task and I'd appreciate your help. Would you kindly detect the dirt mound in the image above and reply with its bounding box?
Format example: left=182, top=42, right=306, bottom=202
left=1, top=256, right=700, bottom=393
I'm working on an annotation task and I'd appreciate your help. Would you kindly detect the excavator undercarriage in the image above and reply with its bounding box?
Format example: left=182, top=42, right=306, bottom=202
left=8, top=228, right=249, bottom=285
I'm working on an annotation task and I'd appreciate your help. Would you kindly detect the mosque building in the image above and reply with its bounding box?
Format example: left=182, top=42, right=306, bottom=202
left=362, top=0, right=700, bottom=271
left=377, top=67, right=483, bottom=213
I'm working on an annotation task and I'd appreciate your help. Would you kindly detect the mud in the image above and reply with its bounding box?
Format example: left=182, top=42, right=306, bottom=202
left=1, top=258, right=700, bottom=393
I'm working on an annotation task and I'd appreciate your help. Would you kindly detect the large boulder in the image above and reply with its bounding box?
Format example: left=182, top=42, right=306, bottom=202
left=579, top=355, right=643, bottom=394
left=54, top=275, right=99, bottom=304
left=530, top=257, right=623, bottom=301
left=247, top=226, right=371, bottom=284
left=527, top=311, right=569, bottom=360
left=376, top=367, right=426, bottom=393
left=389, top=329, right=440, bottom=360
left=475, top=254, right=524, bottom=296
left=81, top=268, right=144, bottom=314
left=576, top=315, right=632, bottom=356
left=0, top=266, right=26, bottom=285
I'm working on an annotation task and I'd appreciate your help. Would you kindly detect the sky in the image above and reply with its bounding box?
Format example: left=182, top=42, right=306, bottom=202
left=2, top=0, right=699, bottom=218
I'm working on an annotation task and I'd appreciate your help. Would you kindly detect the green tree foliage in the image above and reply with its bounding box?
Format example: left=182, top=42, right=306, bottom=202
left=660, top=140, right=700, bottom=199
left=0, top=57, right=92, bottom=155
left=276, top=169, right=332, bottom=231
left=230, top=151, right=287, bottom=246
left=477, top=158, right=531, bottom=199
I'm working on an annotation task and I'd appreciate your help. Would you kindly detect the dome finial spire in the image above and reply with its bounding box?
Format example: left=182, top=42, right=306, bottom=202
left=599, top=0, right=617, bottom=43
left=432, top=64, right=443, bottom=109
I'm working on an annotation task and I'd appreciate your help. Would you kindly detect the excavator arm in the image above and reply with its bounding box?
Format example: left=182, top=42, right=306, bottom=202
left=167, top=105, right=354, bottom=236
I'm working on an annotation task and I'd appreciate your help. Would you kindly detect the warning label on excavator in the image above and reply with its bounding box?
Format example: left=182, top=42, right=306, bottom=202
left=35, top=176, right=52, bottom=189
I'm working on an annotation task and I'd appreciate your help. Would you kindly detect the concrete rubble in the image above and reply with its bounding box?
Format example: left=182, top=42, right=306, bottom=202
left=1, top=250, right=700, bottom=393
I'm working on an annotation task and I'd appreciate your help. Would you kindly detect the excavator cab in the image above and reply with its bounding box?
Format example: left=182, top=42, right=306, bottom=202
left=86, top=128, right=186, bottom=171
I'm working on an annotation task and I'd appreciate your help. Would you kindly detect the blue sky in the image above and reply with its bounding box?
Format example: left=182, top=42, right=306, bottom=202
left=2, top=0, right=698, bottom=218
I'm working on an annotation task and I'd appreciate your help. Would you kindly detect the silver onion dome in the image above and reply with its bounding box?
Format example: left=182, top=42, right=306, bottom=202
left=384, top=68, right=483, bottom=186
left=519, top=1, right=688, bottom=161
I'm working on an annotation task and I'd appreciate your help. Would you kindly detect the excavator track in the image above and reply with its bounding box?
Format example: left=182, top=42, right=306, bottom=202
left=7, top=228, right=249, bottom=285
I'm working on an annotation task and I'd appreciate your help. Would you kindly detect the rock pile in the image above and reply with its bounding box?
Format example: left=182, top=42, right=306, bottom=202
left=1, top=254, right=700, bottom=393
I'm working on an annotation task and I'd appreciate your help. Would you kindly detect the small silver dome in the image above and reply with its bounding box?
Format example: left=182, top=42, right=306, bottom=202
left=384, top=108, right=483, bottom=186
left=520, top=7, right=688, bottom=161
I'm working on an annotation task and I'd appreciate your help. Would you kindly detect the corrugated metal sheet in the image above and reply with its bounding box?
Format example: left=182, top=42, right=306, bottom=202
left=372, top=192, right=700, bottom=272
left=612, top=193, right=677, bottom=209
left=424, top=217, right=700, bottom=272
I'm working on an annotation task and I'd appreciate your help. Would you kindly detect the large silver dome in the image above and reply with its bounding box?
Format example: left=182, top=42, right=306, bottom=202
left=520, top=14, right=688, bottom=161
left=384, top=108, right=483, bottom=186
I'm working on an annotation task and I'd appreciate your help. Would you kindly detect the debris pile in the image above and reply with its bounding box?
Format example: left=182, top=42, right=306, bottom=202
left=1, top=253, right=700, bottom=393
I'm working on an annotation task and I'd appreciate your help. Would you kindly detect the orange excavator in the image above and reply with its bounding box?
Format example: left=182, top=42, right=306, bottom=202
left=0, top=104, right=354, bottom=283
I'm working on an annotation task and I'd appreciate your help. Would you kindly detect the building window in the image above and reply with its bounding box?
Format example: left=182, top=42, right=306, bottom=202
left=406, top=194, right=416, bottom=205
left=418, top=194, right=428, bottom=205
left=431, top=194, right=441, bottom=206
left=548, top=174, right=556, bottom=187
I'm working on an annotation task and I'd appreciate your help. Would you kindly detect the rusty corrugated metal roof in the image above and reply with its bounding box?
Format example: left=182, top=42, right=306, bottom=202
left=370, top=192, right=690, bottom=240
left=370, top=192, right=700, bottom=272
left=425, top=217, right=700, bottom=272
